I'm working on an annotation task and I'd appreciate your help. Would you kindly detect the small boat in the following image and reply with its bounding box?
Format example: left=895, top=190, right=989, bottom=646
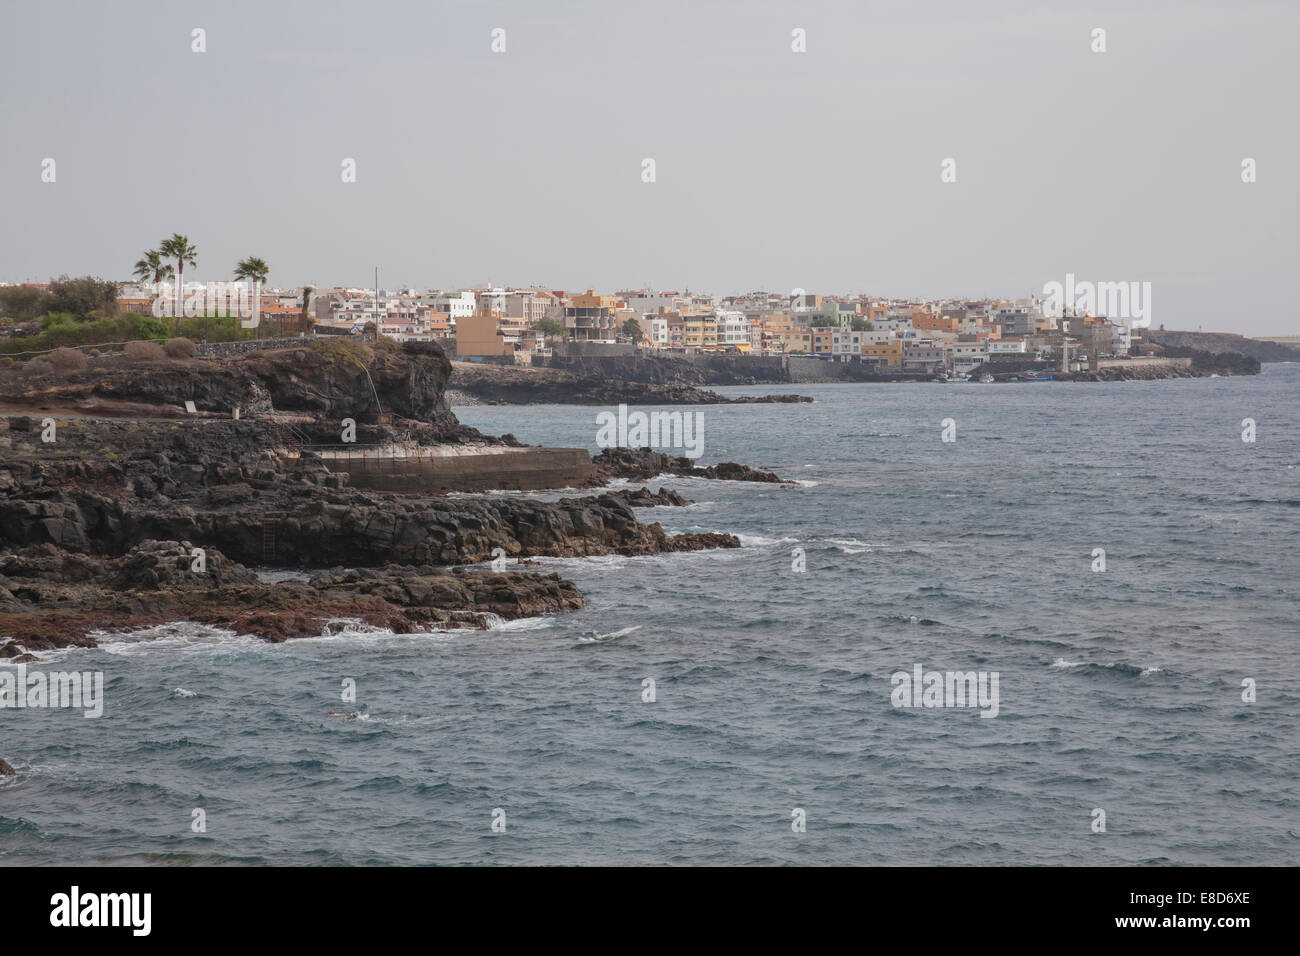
left=1016, top=370, right=1056, bottom=382
left=979, top=374, right=994, bottom=383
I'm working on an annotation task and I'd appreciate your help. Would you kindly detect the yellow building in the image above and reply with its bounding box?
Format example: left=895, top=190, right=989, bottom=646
left=681, top=312, right=717, bottom=348
left=769, top=328, right=813, bottom=353
left=570, top=290, right=616, bottom=310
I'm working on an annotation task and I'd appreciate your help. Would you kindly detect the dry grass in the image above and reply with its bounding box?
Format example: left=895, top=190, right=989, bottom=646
left=164, top=338, right=197, bottom=359
left=123, top=341, right=166, bottom=362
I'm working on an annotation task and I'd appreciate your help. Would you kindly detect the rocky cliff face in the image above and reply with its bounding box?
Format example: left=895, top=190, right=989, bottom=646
left=1, top=339, right=461, bottom=431
left=0, top=357, right=273, bottom=417
left=242, top=340, right=457, bottom=426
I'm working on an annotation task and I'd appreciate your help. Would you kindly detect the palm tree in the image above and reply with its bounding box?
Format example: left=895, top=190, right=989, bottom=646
left=132, top=251, right=174, bottom=317
left=158, top=234, right=198, bottom=334
left=233, top=256, right=269, bottom=338
left=132, top=249, right=175, bottom=286
left=298, top=285, right=314, bottom=336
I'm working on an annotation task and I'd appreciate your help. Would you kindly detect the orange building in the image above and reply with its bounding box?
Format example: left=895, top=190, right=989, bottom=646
left=912, top=312, right=959, bottom=334
left=861, top=340, right=903, bottom=367
left=455, top=310, right=509, bottom=357
left=117, top=297, right=153, bottom=315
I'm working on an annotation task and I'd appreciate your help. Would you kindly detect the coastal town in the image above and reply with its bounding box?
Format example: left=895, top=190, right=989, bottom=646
left=123, top=281, right=1143, bottom=377
left=1, top=275, right=1205, bottom=381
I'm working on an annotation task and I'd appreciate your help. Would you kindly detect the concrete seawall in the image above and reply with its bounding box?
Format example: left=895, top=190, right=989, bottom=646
left=298, top=445, right=597, bottom=492
left=1095, top=357, right=1192, bottom=370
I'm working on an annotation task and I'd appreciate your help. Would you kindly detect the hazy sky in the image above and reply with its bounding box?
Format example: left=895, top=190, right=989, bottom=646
left=2, top=0, right=1296, bottom=334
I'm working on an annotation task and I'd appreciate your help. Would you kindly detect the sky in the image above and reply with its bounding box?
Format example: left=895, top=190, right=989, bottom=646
left=2, top=0, right=1297, bottom=335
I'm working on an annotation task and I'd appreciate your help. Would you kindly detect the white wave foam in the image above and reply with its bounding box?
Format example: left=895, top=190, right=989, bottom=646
left=91, top=623, right=260, bottom=657
left=575, top=624, right=641, bottom=645
left=535, top=554, right=629, bottom=572
left=827, top=537, right=872, bottom=554
left=486, top=615, right=556, bottom=632
left=737, top=534, right=800, bottom=548
left=1050, top=658, right=1084, bottom=669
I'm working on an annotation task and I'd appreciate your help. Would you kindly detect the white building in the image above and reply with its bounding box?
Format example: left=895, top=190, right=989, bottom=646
left=716, top=310, right=751, bottom=347
left=1112, top=326, right=1132, bottom=355
left=874, top=315, right=914, bottom=334
left=647, top=316, right=669, bottom=348
left=423, top=290, right=477, bottom=319
left=988, top=340, right=1027, bottom=354
left=944, top=341, right=989, bottom=374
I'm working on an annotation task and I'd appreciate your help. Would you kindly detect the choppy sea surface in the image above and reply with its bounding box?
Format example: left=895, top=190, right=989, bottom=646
left=3, top=367, right=1298, bottom=865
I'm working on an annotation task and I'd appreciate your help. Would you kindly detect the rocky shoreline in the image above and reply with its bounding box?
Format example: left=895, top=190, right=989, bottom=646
left=0, top=341, right=753, bottom=654
left=0, top=540, right=587, bottom=649
left=448, top=360, right=812, bottom=405
left=593, top=447, right=791, bottom=484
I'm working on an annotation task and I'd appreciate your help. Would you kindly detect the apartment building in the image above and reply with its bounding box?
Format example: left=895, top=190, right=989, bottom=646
left=902, top=342, right=946, bottom=374
left=505, top=291, right=552, bottom=326
left=861, top=340, right=903, bottom=368
left=565, top=290, right=618, bottom=342
left=680, top=312, right=717, bottom=348
left=424, top=290, right=477, bottom=317
left=912, top=312, right=959, bottom=334
left=716, top=309, right=751, bottom=347
left=944, top=340, right=989, bottom=374
left=769, top=328, right=813, bottom=353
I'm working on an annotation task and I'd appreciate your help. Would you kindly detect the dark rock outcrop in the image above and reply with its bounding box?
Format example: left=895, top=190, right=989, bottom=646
left=449, top=361, right=810, bottom=405
left=1144, top=330, right=1300, bottom=364
left=0, top=444, right=739, bottom=565
left=592, top=447, right=790, bottom=484
left=0, top=541, right=587, bottom=649
left=0, top=340, right=757, bottom=651
left=1, top=339, right=466, bottom=433
left=242, top=340, right=458, bottom=427
left=606, top=486, right=693, bottom=507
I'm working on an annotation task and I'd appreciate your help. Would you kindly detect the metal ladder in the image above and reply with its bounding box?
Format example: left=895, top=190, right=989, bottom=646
left=261, top=513, right=282, bottom=564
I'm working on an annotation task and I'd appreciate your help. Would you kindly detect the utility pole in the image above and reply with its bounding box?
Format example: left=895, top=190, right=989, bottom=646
left=374, top=267, right=380, bottom=342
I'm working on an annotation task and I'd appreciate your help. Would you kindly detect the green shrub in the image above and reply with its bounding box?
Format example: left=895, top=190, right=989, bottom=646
left=310, top=337, right=372, bottom=366
left=0, top=312, right=168, bottom=355
left=40, top=312, right=80, bottom=330
left=176, top=314, right=256, bottom=343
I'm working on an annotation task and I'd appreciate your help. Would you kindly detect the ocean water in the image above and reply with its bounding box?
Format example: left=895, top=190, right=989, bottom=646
left=3, top=367, right=1298, bottom=865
